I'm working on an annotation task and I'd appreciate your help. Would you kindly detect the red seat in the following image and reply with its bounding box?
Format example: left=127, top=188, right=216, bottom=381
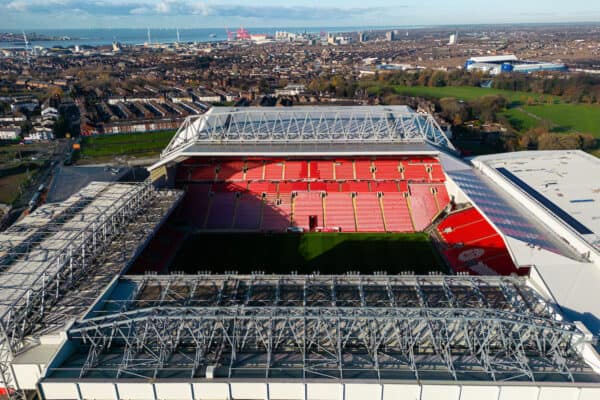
left=341, top=181, right=370, bottom=192
left=408, top=184, right=440, bottom=231
left=437, top=207, right=519, bottom=276
left=189, top=163, right=217, bottom=181
left=264, top=160, right=284, bottom=180
left=354, top=160, right=373, bottom=180
left=324, top=192, right=356, bottom=232
left=314, top=161, right=334, bottom=180
left=245, top=160, right=264, bottom=180
left=355, top=193, right=385, bottom=231
left=248, top=181, right=277, bottom=195
left=374, top=181, right=398, bottom=192
left=334, top=160, right=354, bottom=179
left=381, top=192, right=413, bottom=232
left=374, top=160, right=401, bottom=180
left=279, top=181, right=308, bottom=193
left=285, top=161, right=309, bottom=180
left=218, top=161, right=245, bottom=181
left=293, top=192, right=323, bottom=230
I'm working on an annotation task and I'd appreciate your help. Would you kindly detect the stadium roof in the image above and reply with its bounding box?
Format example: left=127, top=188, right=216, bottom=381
left=468, top=55, right=519, bottom=63
left=42, top=274, right=599, bottom=385
left=151, top=106, right=454, bottom=170
left=438, top=153, right=583, bottom=263
left=0, top=182, right=184, bottom=393
left=473, top=151, right=600, bottom=254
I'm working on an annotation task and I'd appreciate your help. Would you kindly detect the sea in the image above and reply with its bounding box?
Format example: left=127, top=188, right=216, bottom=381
left=0, top=26, right=412, bottom=49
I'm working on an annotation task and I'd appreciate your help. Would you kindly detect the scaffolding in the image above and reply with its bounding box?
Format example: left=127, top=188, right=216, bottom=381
left=162, top=106, right=453, bottom=157
left=0, top=182, right=183, bottom=396
left=54, top=275, right=596, bottom=383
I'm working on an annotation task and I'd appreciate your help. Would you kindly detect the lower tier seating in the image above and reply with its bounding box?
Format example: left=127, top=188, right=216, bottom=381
left=437, top=207, right=522, bottom=276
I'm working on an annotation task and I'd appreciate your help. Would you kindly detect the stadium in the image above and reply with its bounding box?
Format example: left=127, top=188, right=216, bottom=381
left=1, top=106, right=600, bottom=400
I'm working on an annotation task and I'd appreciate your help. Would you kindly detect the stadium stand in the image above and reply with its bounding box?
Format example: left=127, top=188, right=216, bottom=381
left=245, top=160, right=264, bottom=180
left=374, top=159, right=401, bottom=180
left=292, top=191, right=324, bottom=230
left=323, top=192, right=356, bottom=232
left=334, top=159, right=354, bottom=179
left=355, top=193, right=385, bottom=231
left=313, top=160, right=334, bottom=180
left=381, top=192, right=414, bottom=232
left=176, top=157, right=450, bottom=233
left=233, top=193, right=262, bottom=230
left=437, top=207, right=521, bottom=275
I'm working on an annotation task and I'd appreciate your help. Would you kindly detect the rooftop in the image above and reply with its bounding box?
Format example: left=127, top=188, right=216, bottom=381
left=153, top=106, right=453, bottom=169
left=474, top=151, right=600, bottom=253
left=44, top=274, right=598, bottom=383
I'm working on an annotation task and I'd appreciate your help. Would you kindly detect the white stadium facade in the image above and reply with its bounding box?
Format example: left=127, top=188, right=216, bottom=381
left=0, top=106, right=599, bottom=400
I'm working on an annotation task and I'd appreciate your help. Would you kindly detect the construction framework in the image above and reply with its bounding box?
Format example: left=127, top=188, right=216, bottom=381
left=50, top=275, right=597, bottom=383
left=0, top=182, right=184, bottom=396
left=162, top=107, right=453, bottom=157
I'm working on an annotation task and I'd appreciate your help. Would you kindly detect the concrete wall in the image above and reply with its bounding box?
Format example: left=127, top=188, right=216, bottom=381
left=40, top=381, right=600, bottom=400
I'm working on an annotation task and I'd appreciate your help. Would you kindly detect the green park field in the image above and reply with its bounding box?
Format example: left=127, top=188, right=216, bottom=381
left=80, top=130, right=177, bottom=159
left=367, top=84, right=600, bottom=137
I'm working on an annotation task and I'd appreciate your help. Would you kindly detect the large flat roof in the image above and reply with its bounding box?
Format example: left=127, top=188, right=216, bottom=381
left=474, top=151, right=600, bottom=253
left=439, top=153, right=582, bottom=262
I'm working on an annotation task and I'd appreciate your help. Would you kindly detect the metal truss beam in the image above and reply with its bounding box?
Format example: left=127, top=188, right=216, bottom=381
left=60, top=275, right=593, bottom=383
left=162, top=108, right=453, bottom=157
left=0, top=183, right=183, bottom=397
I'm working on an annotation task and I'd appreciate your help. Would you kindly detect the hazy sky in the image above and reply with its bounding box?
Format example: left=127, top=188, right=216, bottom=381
left=1, top=0, right=599, bottom=29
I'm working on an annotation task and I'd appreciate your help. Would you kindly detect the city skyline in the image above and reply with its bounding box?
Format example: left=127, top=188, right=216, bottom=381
left=1, top=0, right=599, bottom=29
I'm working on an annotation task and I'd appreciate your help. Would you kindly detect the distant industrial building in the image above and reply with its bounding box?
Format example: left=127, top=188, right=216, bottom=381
left=465, top=55, right=567, bottom=74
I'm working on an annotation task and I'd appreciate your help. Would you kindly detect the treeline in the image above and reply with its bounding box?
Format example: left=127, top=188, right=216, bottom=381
left=513, top=127, right=597, bottom=152
left=493, top=73, right=600, bottom=104
left=437, top=95, right=507, bottom=126
left=435, top=95, right=597, bottom=152
left=368, top=69, right=484, bottom=90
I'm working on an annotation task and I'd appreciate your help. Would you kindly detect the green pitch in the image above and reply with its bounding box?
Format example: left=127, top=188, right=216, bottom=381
left=170, top=232, right=444, bottom=275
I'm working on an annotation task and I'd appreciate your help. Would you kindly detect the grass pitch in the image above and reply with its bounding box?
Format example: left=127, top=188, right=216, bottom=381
left=170, top=232, right=444, bottom=275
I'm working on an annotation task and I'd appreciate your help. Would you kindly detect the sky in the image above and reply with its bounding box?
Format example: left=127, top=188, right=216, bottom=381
left=0, top=0, right=599, bottom=30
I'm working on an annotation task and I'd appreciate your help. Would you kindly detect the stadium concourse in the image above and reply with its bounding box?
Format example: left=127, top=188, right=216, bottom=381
left=2, top=106, right=600, bottom=400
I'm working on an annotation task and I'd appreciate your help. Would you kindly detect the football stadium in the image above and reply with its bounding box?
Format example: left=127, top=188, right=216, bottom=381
left=1, top=106, right=600, bottom=400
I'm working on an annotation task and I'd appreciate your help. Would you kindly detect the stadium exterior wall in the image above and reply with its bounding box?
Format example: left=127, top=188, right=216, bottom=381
left=471, top=158, right=599, bottom=264
left=39, top=380, right=600, bottom=400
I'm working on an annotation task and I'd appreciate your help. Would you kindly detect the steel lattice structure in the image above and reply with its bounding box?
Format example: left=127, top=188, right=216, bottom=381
left=0, top=182, right=183, bottom=397
left=53, top=275, right=595, bottom=383
left=162, top=106, right=453, bottom=157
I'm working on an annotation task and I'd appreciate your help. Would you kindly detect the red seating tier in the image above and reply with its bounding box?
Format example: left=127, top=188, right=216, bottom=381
left=314, top=161, right=334, bottom=180
left=409, top=184, right=443, bottom=231
left=324, top=193, right=356, bottom=232
left=264, top=161, right=284, bottom=180
left=381, top=193, right=413, bottom=232
left=177, top=157, right=449, bottom=234
left=437, top=207, right=520, bottom=276
left=245, top=161, right=264, bottom=180
left=334, top=160, right=354, bottom=180
left=233, top=194, right=262, bottom=230
left=374, top=160, right=401, bottom=180
left=354, top=160, right=373, bottom=180
left=218, top=161, right=245, bottom=181
left=355, top=193, right=385, bottom=231
left=293, top=192, right=323, bottom=230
